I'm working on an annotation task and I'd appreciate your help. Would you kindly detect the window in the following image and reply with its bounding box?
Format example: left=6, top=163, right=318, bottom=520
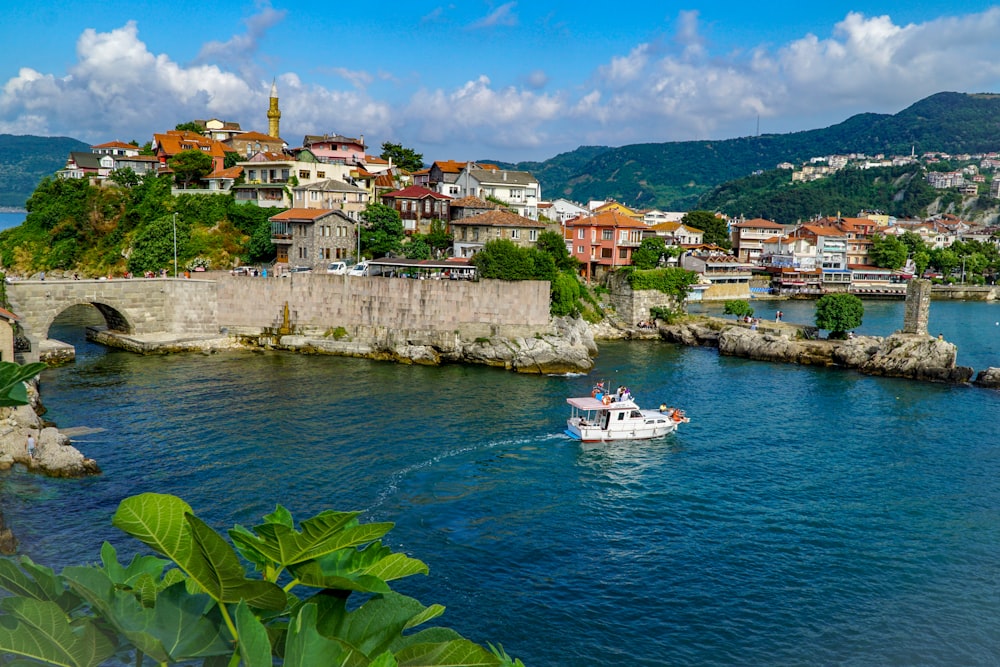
left=511, top=229, right=520, bottom=239
left=603, top=229, right=613, bottom=241
left=529, top=229, right=538, bottom=242
left=299, top=170, right=309, bottom=178
left=317, top=171, right=326, bottom=179
left=620, top=248, right=628, bottom=259
left=577, top=229, right=585, bottom=239
left=578, top=245, right=585, bottom=254
left=601, top=248, right=612, bottom=259
left=619, top=230, right=628, bottom=241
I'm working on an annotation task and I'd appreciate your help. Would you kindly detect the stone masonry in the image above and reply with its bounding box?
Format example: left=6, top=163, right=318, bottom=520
left=902, top=279, right=931, bottom=335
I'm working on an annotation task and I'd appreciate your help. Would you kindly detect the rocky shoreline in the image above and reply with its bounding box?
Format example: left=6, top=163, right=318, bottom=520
left=0, top=380, right=100, bottom=553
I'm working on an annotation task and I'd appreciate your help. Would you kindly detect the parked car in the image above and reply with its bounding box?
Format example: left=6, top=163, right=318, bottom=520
left=231, top=266, right=254, bottom=276
left=282, top=266, right=312, bottom=277
left=326, top=261, right=348, bottom=275
left=348, top=261, right=369, bottom=277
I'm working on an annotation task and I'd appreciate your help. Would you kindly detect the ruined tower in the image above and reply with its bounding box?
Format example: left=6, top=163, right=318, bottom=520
left=267, top=79, right=281, bottom=139
left=902, top=278, right=931, bottom=335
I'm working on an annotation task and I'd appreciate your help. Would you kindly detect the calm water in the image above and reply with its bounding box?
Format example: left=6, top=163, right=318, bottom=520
left=5, top=300, right=1000, bottom=666
left=0, top=211, right=26, bottom=231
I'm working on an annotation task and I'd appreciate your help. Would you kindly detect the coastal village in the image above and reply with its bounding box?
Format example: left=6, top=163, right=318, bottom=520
left=48, top=82, right=1000, bottom=303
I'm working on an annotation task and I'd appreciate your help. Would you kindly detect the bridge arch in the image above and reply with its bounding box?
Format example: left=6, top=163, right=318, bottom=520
left=38, top=301, right=135, bottom=341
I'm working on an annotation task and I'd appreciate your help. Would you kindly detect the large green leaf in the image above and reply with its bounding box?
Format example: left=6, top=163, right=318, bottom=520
left=393, top=640, right=504, bottom=667
left=112, top=493, right=194, bottom=566
left=231, top=509, right=394, bottom=570
left=98, top=542, right=169, bottom=591
left=235, top=600, right=273, bottom=667
left=283, top=602, right=366, bottom=667
left=0, top=597, right=117, bottom=667
left=63, top=568, right=231, bottom=664
left=0, top=556, right=81, bottom=614
left=185, top=513, right=287, bottom=610
left=312, top=592, right=451, bottom=660
left=0, top=361, right=47, bottom=407
left=291, top=542, right=428, bottom=592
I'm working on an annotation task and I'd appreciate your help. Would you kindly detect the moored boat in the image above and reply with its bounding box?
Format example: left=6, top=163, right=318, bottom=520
left=565, top=384, right=688, bottom=442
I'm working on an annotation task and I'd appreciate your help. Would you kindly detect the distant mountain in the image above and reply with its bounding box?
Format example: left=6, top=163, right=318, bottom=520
left=496, top=92, right=1000, bottom=211
left=0, top=134, right=89, bottom=208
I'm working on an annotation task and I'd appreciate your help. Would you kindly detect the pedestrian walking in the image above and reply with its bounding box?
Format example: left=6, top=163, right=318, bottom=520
left=26, top=433, right=35, bottom=459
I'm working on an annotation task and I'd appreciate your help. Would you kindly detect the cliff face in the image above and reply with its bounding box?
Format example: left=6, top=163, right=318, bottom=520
left=661, top=320, right=974, bottom=384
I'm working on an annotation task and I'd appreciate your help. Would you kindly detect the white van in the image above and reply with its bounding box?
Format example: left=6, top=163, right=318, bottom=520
left=326, top=261, right=348, bottom=275
left=348, top=261, right=369, bottom=277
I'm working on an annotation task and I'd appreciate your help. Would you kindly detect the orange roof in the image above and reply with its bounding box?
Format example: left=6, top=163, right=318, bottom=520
left=382, top=185, right=450, bottom=200
left=449, top=196, right=500, bottom=209
left=236, top=130, right=285, bottom=143
left=566, top=210, right=647, bottom=228
left=153, top=130, right=233, bottom=158
left=449, top=209, right=546, bottom=228
left=269, top=208, right=342, bottom=222
left=91, top=140, right=135, bottom=149
left=206, top=165, right=243, bottom=180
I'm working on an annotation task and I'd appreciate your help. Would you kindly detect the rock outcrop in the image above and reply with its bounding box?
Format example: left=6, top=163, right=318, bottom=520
left=973, top=367, right=1000, bottom=388
left=457, top=316, right=597, bottom=374
left=0, top=399, right=100, bottom=478
left=661, top=318, right=974, bottom=384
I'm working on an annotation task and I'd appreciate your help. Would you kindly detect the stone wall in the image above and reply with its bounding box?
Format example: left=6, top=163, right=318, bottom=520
left=216, top=275, right=552, bottom=340
left=930, top=285, right=1000, bottom=301
left=605, top=273, right=681, bottom=325
left=703, top=282, right=751, bottom=301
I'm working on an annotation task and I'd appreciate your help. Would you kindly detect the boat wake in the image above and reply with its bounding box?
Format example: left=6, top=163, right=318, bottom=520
left=367, top=432, right=567, bottom=511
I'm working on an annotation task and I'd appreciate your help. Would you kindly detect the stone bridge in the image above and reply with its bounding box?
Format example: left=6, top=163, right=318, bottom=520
left=5, top=278, right=219, bottom=362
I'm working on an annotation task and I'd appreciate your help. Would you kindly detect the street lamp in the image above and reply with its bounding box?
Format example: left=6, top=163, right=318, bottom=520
left=172, top=212, right=178, bottom=278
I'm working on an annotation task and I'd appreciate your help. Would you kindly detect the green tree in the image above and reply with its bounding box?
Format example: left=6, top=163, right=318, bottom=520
left=868, top=233, right=908, bottom=269
left=380, top=141, right=424, bottom=172
left=174, top=121, right=204, bottom=133
left=682, top=210, right=730, bottom=248
left=930, top=247, right=959, bottom=277
left=815, top=293, right=864, bottom=339
left=403, top=236, right=432, bottom=259
left=723, top=300, right=754, bottom=319
left=107, top=167, right=141, bottom=189
left=631, top=237, right=668, bottom=270
left=912, top=249, right=931, bottom=277
left=359, top=203, right=405, bottom=258
left=128, top=213, right=188, bottom=275
left=472, top=239, right=557, bottom=281
left=535, top=229, right=578, bottom=271
left=426, top=218, right=453, bottom=256
left=168, top=149, right=213, bottom=189
left=550, top=272, right=582, bottom=316
left=0, top=492, right=523, bottom=666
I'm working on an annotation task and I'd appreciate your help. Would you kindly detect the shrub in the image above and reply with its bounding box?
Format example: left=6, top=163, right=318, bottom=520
left=723, top=300, right=754, bottom=319
left=815, top=292, right=864, bottom=338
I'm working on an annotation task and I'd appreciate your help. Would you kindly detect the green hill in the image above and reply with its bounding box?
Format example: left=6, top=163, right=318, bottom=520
left=0, top=134, right=90, bottom=208
left=498, top=92, right=1000, bottom=210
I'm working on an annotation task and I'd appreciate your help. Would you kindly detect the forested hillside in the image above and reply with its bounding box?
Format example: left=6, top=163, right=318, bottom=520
left=0, top=134, right=89, bottom=208
left=0, top=176, right=275, bottom=277
left=498, top=92, right=1000, bottom=210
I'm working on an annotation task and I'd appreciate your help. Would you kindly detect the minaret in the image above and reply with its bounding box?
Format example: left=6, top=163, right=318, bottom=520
left=267, top=79, right=281, bottom=139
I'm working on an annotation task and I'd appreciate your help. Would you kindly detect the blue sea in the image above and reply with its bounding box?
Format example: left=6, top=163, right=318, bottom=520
left=4, top=299, right=1000, bottom=666
left=0, top=211, right=26, bottom=231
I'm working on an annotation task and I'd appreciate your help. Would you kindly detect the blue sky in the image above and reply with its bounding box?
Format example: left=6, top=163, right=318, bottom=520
left=3, top=1, right=1000, bottom=162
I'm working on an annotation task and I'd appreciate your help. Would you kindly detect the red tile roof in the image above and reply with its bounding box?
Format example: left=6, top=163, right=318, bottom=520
left=565, top=210, right=647, bottom=228
left=382, top=185, right=452, bottom=200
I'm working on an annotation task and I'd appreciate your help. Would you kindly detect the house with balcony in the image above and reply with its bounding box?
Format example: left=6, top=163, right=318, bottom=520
left=679, top=248, right=753, bottom=300
left=203, top=165, right=243, bottom=193
left=380, top=185, right=452, bottom=235
left=57, top=152, right=114, bottom=181
left=418, top=160, right=499, bottom=196
left=450, top=209, right=552, bottom=258
left=648, top=221, right=704, bottom=246
left=731, top=218, right=786, bottom=264
left=92, top=140, right=141, bottom=157
left=269, top=208, right=359, bottom=270
left=291, top=179, right=369, bottom=218
left=226, top=130, right=287, bottom=158
left=151, top=130, right=234, bottom=174
left=193, top=119, right=244, bottom=142
left=302, top=134, right=366, bottom=167
left=455, top=166, right=540, bottom=219
left=789, top=223, right=851, bottom=291
left=234, top=152, right=349, bottom=208
left=548, top=198, right=590, bottom=224
left=564, top=210, right=647, bottom=283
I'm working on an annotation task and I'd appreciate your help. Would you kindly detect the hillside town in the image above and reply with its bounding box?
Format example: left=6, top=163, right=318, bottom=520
left=52, top=82, right=1000, bottom=301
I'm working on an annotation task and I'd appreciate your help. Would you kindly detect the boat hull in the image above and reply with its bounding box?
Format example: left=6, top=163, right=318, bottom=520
left=565, top=416, right=678, bottom=442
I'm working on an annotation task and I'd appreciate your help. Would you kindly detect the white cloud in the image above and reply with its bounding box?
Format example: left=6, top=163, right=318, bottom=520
left=4, top=7, right=1000, bottom=161
left=468, top=2, right=518, bottom=30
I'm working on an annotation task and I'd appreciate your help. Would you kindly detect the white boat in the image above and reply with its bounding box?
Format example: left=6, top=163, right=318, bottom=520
left=565, top=387, right=688, bottom=442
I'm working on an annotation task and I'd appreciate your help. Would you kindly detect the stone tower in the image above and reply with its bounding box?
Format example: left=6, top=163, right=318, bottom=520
left=902, top=278, right=931, bottom=335
left=267, top=79, right=281, bottom=139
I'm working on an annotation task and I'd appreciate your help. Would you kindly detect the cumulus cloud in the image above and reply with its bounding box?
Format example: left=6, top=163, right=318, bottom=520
left=468, top=2, right=518, bottom=30
left=4, top=6, right=1000, bottom=161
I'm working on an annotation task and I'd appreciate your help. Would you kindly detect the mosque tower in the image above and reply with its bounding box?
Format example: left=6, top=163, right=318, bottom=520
left=267, top=79, right=281, bottom=139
